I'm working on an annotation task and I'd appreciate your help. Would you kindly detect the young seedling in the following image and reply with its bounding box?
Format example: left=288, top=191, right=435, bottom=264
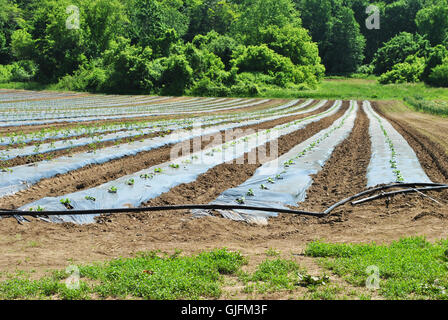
left=260, top=184, right=269, bottom=190
left=154, top=167, right=163, bottom=173
left=108, top=186, right=118, bottom=193
left=246, top=189, right=255, bottom=196
left=29, top=206, right=44, bottom=212
left=126, top=178, right=135, bottom=186
left=140, top=173, right=153, bottom=179
left=169, top=164, right=180, bottom=169
left=60, top=198, right=74, bottom=210
left=267, top=177, right=275, bottom=184
left=85, top=196, right=96, bottom=201
left=235, top=197, right=245, bottom=204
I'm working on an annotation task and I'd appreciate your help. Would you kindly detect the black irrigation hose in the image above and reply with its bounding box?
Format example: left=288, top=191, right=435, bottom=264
left=323, top=182, right=447, bottom=214
left=0, top=182, right=446, bottom=223
left=0, top=204, right=324, bottom=218
left=351, top=186, right=448, bottom=205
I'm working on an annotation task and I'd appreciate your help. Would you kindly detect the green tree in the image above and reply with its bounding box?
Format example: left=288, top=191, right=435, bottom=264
left=325, top=6, right=365, bottom=74
left=126, top=0, right=188, bottom=56
left=416, top=0, right=448, bottom=46
left=0, top=0, right=22, bottom=64
left=422, top=44, right=448, bottom=82
left=297, top=0, right=365, bottom=74
left=427, top=58, right=448, bottom=87
left=82, top=0, right=127, bottom=58
left=372, top=32, right=430, bottom=75
left=232, top=0, right=300, bottom=45
left=184, top=0, right=239, bottom=41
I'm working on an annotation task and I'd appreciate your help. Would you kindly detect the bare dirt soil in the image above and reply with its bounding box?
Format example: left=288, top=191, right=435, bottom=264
left=1, top=100, right=447, bottom=299
left=0, top=98, right=285, bottom=135
left=0, top=100, right=332, bottom=209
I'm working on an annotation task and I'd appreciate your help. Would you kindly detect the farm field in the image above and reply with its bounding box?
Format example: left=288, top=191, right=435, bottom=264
left=1, top=89, right=448, bottom=300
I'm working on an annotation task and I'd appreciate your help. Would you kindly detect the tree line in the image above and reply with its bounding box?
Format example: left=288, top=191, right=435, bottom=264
left=0, top=0, right=447, bottom=96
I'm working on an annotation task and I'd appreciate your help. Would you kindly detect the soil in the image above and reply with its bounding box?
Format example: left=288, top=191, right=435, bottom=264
left=0, top=100, right=315, bottom=167
left=0, top=98, right=285, bottom=135
left=1, top=99, right=448, bottom=300
left=0, top=100, right=334, bottom=209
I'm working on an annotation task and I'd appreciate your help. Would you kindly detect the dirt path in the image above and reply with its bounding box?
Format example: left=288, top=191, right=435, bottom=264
left=0, top=101, right=334, bottom=209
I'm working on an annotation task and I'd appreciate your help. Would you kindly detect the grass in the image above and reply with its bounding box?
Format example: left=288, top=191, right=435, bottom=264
left=260, top=78, right=448, bottom=101
left=0, top=248, right=246, bottom=300
left=0, top=81, right=60, bottom=91
left=239, top=258, right=305, bottom=294
left=305, top=236, right=448, bottom=300
left=404, top=96, right=448, bottom=117
left=3, top=77, right=448, bottom=102
left=3, top=238, right=448, bottom=300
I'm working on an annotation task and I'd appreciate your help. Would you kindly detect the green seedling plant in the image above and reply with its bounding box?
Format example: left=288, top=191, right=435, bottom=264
left=246, top=189, right=255, bottom=196
left=169, top=164, right=180, bottom=169
left=60, top=198, right=74, bottom=210
left=108, top=186, right=118, bottom=193
left=236, top=197, right=245, bottom=204
left=29, top=206, right=44, bottom=212
left=154, top=168, right=163, bottom=173
left=126, top=178, right=135, bottom=186
left=85, top=196, right=96, bottom=201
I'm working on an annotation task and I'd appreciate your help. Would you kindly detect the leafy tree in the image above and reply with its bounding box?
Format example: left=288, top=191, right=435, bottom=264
left=232, top=0, right=300, bottom=45
left=24, top=0, right=86, bottom=82
left=297, top=0, right=365, bottom=74
left=126, top=0, right=188, bottom=56
left=422, top=44, right=448, bottom=82
left=427, top=58, right=448, bottom=87
left=415, top=0, right=448, bottom=46
left=378, top=55, right=425, bottom=84
left=183, top=0, right=239, bottom=41
left=159, top=54, right=193, bottom=95
left=82, top=0, right=127, bottom=58
left=325, top=6, right=365, bottom=74
left=0, top=0, right=22, bottom=64
left=372, top=32, right=430, bottom=75
left=192, top=31, right=238, bottom=70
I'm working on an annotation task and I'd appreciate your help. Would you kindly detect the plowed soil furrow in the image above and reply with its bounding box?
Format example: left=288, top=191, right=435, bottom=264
left=299, top=103, right=371, bottom=212
left=0, top=130, right=171, bottom=168
left=0, top=101, right=335, bottom=209
left=0, top=99, right=285, bottom=134
left=112, top=102, right=351, bottom=223
left=0, top=101, right=314, bottom=167
left=373, top=101, right=448, bottom=183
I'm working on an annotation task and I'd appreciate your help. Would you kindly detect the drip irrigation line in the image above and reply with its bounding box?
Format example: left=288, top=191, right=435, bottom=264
left=0, top=204, right=324, bottom=218
left=0, top=182, right=446, bottom=224
left=351, top=186, right=448, bottom=205
left=323, top=182, right=447, bottom=214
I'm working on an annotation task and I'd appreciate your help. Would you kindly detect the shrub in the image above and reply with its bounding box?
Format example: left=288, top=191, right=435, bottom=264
left=159, top=54, right=193, bottom=96
left=427, top=60, right=448, bottom=87
left=372, top=32, right=430, bottom=75
left=0, top=60, right=37, bottom=83
left=378, top=56, right=425, bottom=84
left=422, top=45, right=448, bottom=82
left=0, top=64, right=13, bottom=83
